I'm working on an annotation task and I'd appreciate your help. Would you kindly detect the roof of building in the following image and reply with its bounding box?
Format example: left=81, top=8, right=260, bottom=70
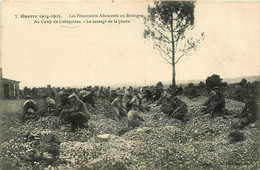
left=2, top=78, right=20, bottom=83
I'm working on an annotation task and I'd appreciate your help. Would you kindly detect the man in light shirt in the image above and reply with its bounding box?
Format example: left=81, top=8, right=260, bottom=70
left=42, top=94, right=58, bottom=116
left=21, top=95, right=38, bottom=123
left=111, top=91, right=126, bottom=120
left=127, top=103, right=145, bottom=128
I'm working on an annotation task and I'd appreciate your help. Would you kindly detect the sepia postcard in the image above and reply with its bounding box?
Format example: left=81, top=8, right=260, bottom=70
left=0, top=1, right=259, bottom=170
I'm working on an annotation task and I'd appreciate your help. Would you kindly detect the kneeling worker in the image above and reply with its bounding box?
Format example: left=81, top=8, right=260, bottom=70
left=169, top=97, right=188, bottom=122
left=21, top=95, right=38, bottom=123
left=42, top=94, right=58, bottom=116
left=60, top=93, right=90, bottom=132
left=111, top=91, right=126, bottom=120
left=127, top=103, right=145, bottom=129
left=78, top=89, right=96, bottom=109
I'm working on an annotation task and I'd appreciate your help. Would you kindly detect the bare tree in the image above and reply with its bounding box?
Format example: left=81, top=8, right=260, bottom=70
left=144, top=1, right=204, bottom=93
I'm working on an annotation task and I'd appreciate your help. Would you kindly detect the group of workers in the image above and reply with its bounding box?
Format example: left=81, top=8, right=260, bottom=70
left=21, top=85, right=146, bottom=132
left=21, top=82, right=259, bottom=132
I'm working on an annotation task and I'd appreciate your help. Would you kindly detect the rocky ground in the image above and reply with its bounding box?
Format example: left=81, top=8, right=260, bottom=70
left=0, top=96, right=259, bottom=170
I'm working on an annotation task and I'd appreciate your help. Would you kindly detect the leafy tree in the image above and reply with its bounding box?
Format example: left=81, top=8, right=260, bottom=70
left=23, top=86, right=31, bottom=95
left=144, top=1, right=204, bottom=93
left=205, top=74, right=223, bottom=88
left=239, top=78, right=247, bottom=87
left=188, top=83, right=194, bottom=88
left=32, top=87, right=38, bottom=95
left=198, top=81, right=205, bottom=88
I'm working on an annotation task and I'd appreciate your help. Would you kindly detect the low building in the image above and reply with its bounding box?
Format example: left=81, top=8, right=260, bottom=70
left=0, top=68, right=20, bottom=99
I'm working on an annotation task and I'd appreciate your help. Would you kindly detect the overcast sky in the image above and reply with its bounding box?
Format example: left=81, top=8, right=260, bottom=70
left=1, top=1, right=259, bottom=88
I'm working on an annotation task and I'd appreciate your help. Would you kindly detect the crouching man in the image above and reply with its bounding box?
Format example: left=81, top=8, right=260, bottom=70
left=169, top=97, right=188, bottom=122
left=210, top=87, right=226, bottom=117
left=78, top=89, right=96, bottom=110
left=60, top=93, right=90, bottom=132
left=240, top=93, right=259, bottom=128
left=127, top=103, right=145, bottom=129
left=21, top=95, right=38, bottom=123
left=111, top=92, right=126, bottom=121
left=42, top=95, right=58, bottom=116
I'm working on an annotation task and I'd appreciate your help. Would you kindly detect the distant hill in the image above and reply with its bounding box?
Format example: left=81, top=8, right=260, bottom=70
left=108, top=75, right=260, bottom=88
left=175, top=75, right=260, bottom=86
left=33, top=75, right=260, bottom=89
left=222, top=75, right=260, bottom=84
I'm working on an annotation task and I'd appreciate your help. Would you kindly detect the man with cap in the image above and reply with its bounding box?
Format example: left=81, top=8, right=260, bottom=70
left=151, top=82, right=164, bottom=103
left=111, top=91, right=127, bottom=120
left=21, top=95, right=38, bottom=123
left=201, top=88, right=217, bottom=113
left=240, top=92, right=259, bottom=128
left=203, top=88, right=217, bottom=106
left=156, top=87, right=173, bottom=106
left=110, top=90, right=118, bottom=103
left=156, top=82, right=163, bottom=89
left=127, top=103, right=145, bottom=128
left=46, top=85, right=59, bottom=102
left=210, top=86, right=226, bottom=117
left=169, top=97, right=188, bottom=122
left=60, top=93, right=90, bottom=132
left=97, top=86, right=105, bottom=98
left=142, top=87, right=153, bottom=102
left=127, top=89, right=144, bottom=111
left=134, top=89, right=142, bottom=104
left=104, top=86, right=111, bottom=99
left=78, top=89, right=96, bottom=109
left=42, top=94, right=58, bottom=116
left=124, top=92, right=134, bottom=112
left=160, top=95, right=176, bottom=115
left=57, top=89, right=73, bottom=113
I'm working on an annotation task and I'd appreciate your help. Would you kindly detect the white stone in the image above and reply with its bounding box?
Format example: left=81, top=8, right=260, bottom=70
left=136, top=127, right=152, bottom=133
left=95, top=134, right=111, bottom=142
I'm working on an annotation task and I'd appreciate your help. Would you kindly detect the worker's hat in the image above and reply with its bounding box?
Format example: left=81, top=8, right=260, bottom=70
left=58, top=90, right=64, bottom=96
left=82, top=91, right=92, bottom=98
left=25, top=95, right=31, bottom=99
left=41, top=94, right=48, bottom=99
left=68, top=93, right=78, bottom=99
